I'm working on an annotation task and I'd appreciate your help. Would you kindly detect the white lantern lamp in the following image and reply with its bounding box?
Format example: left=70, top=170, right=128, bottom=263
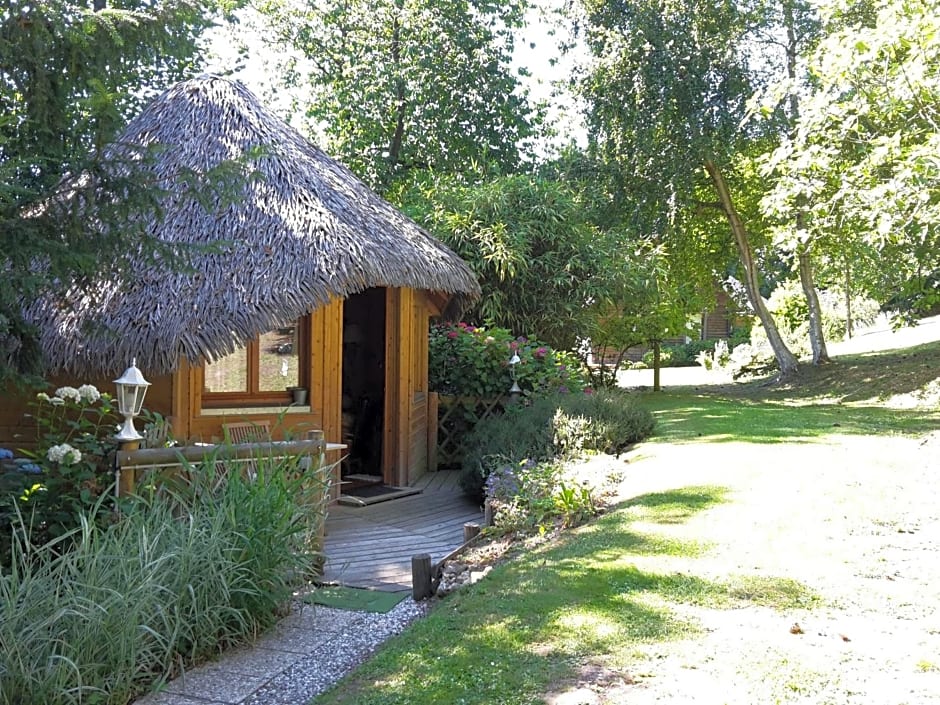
left=114, top=358, right=151, bottom=442
left=508, top=352, right=522, bottom=401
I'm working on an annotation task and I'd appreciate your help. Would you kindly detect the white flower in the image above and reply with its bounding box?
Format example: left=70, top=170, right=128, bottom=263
left=50, top=397, right=65, bottom=406
left=46, top=443, right=81, bottom=465
left=77, top=384, right=100, bottom=403
left=36, top=392, right=50, bottom=402
left=54, top=386, right=81, bottom=402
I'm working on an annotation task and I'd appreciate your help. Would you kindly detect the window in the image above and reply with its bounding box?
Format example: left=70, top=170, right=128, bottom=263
left=202, top=319, right=306, bottom=407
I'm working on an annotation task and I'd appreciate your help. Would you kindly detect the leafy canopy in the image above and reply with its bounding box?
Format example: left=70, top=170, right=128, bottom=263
left=254, top=0, right=541, bottom=192
left=0, top=0, right=222, bottom=383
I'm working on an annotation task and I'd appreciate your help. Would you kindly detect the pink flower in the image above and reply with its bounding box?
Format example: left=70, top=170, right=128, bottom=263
left=509, top=340, right=519, bottom=350
left=584, top=387, right=594, bottom=395
left=534, top=346, right=548, bottom=359
left=447, top=331, right=459, bottom=339
left=457, top=322, right=468, bottom=329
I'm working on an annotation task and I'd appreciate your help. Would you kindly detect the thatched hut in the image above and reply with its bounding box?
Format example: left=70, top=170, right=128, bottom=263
left=1, top=75, right=479, bottom=487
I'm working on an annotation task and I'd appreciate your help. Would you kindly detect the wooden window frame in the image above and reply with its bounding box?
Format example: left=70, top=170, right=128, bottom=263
left=200, top=318, right=309, bottom=409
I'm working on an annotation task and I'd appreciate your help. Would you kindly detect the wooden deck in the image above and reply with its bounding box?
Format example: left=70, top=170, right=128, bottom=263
left=321, top=469, right=483, bottom=591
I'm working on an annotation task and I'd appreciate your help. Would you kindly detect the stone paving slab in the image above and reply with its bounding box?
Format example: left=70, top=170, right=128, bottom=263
left=162, top=665, right=269, bottom=704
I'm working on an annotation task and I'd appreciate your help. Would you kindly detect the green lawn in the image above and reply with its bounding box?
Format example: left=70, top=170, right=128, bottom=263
left=313, top=483, right=819, bottom=705
left=311, top=339, right=939, bottom=705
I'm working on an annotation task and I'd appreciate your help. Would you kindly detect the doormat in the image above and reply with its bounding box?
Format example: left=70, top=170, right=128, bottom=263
left=337, top=484, right=421, bottom=506
left=305, top=586, right=409, bottom=613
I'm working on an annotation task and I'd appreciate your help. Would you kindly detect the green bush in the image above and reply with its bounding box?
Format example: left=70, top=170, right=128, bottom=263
left=1, top=385, right=120, bottom=563
left=429, top=322, right=589, bottom=397
left=0, top=453, right=326, bottom=705
left=459, top=389, right=655, bottom=502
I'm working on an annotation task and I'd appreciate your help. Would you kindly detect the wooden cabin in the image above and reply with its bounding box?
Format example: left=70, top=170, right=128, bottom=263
left=1, top=76, right=479, bottom=489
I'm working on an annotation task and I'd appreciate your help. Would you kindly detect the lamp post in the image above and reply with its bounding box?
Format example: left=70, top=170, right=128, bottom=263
left=508, top=352, right=522, bottom=404
left=114, top=358, right=151, bottom=444
left=114, top=359, right=151, bottom=499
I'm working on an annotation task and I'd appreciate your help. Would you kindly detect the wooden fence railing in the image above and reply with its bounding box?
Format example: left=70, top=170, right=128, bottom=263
left=434, top=394, right=509, bottom=468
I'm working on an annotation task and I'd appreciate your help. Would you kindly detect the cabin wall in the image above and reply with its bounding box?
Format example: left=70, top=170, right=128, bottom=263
left=180, top=300, right=343, bottom=446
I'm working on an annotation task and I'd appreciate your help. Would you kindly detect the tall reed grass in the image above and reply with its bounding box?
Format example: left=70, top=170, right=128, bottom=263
left=0, top=451, right=331, bottom=705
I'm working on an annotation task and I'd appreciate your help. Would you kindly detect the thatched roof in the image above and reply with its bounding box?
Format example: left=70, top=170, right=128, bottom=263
left=26, top=75, right=480, bottom=377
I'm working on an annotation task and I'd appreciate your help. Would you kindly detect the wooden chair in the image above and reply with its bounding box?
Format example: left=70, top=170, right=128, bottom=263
left=220, top=421, right=272, bottom=480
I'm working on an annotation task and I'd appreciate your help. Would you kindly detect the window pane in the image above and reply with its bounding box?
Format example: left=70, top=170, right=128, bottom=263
left=204, top=347, right=248, bottom=392
left=259, top=324, right=300, bottom=392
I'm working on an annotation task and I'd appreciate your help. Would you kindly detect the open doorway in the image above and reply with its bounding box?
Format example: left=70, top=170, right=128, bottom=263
left=341, top=288, right=386, bottom=483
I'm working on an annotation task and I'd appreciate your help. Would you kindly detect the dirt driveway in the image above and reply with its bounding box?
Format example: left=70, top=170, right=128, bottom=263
left=595, top=427, right=940, bottom=704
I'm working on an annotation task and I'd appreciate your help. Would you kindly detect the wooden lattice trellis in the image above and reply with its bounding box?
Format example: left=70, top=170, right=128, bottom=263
left=435, top=395, right=508, bottom=468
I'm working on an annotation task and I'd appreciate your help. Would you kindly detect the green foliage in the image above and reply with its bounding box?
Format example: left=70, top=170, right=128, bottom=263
left=402, top=173, right=625, bottom=350
left=752, top=282, right=883, bottom=360
left=572, top=0, right=804, bottom=375
left=254, top=0, right=538, bottom=192
left=0, top=0, right=221, bottom=384
left=762, top=0, right=940, bottom=319
left=0, top=456, right=322, bottom=705
left=429, top=322, right=589, bottom=398
left=0, top=384, right=119, bottom=563
left=483, top=459, right=595, bottom=532
left=460, top=390, right=655, bottom=502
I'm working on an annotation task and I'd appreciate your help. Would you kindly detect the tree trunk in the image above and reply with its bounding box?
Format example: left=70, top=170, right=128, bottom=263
left=652, top=340, right=661, bottom=392
left=844, top=256, right=854, bottom=338
left=785, top=0, right=829, bottom=366
left=798, top=244, right=830, bottom=364
left=704, top=159, right=799, bottom=377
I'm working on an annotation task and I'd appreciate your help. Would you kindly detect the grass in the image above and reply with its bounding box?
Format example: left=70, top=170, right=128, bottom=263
left=313, top=486, right=818, bottom=705
left=310, top=331, right=939, bottom=705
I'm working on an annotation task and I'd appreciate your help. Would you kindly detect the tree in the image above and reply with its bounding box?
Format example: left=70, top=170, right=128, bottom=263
left=399, top=172, right=623, bottom=350
left=0, top=0, right=222, bottom=383
left=764, top=0, right=940, bottom=323
left=573, top=0, right=802, bottom=377
left=253, top=0, right=541, bottom=193
left=588, top=243, right=700, bottom=391
left=541, top=146, right=721, bottom=388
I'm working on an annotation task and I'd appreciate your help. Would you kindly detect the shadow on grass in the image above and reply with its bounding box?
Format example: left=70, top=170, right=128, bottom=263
left=618, top=486, right=730, bottom=524
left=312, top=486, right=817, bottom=705
left=753, top=341, right=940, bottom=405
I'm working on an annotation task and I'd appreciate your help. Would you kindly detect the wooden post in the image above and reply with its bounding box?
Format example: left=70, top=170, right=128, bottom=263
left=484, top=498, right=494, bottom=527
left=116, top=439, right=140, bottom=497
left=427, top=391, right=439, bottom=472
left=412, top=553, right=434, bottom=601
left=463, top=522, right=480, bottom=542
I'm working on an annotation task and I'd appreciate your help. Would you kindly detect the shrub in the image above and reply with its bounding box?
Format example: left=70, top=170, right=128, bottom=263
left=0, top=385, right=120, bottom=564
left=459, top=389, right=655, bottom=502
left=429, top=322, right=589, bottom=398
left=484, top=459, right=595, bottom=531
left=0, top=452, right=326, bottom=705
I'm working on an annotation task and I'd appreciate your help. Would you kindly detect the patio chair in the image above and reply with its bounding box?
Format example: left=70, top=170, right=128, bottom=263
left=220, top=421, right=272, bottom=480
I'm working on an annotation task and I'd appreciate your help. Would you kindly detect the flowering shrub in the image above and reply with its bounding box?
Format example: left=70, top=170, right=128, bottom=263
left=484, top=458, right=596, bottom=532
left=429, top=322, right=589, bottom=398
left=0, top=384, right=120, bottom=563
